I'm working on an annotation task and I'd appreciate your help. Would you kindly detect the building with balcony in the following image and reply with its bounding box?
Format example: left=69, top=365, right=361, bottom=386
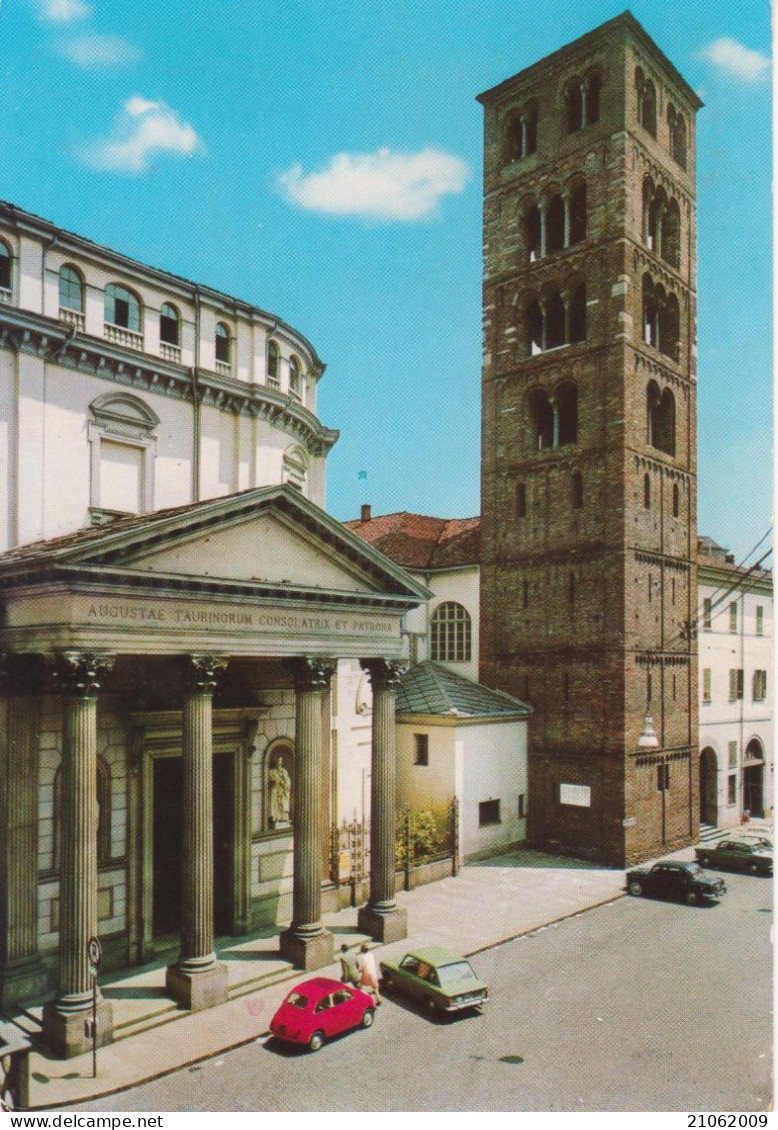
left=697, top=537, right=773, bottom=828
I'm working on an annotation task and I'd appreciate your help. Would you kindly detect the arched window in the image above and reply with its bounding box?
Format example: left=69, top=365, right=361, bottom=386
left=526, top=297, right=543, bottom=355
left=430, top=602, right=472, bottom=662
left=215, top=321, right=230, bottom=364
left=267, top=339, right=280, bottom=386
left=569, top=283, right=586, bottom=343
left=572, top=471, right=584, bottom=509
left=565, top=78, right=584, bottom=134
left=586, top=71, right=601, bottom=125
left=105, top=283, right=141, bottom=331
left=0, top=240, right=10, bottom=292
left=662, top=199, right=681, bottom=269
left=661, top=293, right=680, bottom=361
left=283, top=443, right=309, bottom=490
left=516, top=481, right=527, bottom=518
left=59, top=265, right=84, bottom=313
left=643, top=472, right=651, bottom=509
left=528, top=388, right=554, bottom=451
left=556, top=381, right=578, bottom=446
left=545, top=292, right=565, bottom=348
left=504, top=105, right=538, bottom=163
left=503, top=111, right=522, bottom=162
left=523, top=204, right=541, bottom=262
left=569, top=182, right=587, bottom=244
left=643, top=274, right=658, bottom=348
left=637, top=73, right=657, bottom=137
left=289, top=355, right=302, bottom=398
left=159, top=302, right=179, bottom=346
left=546, top=195, right=565, bottom=254
left=669, top=106, right=687, bottom=169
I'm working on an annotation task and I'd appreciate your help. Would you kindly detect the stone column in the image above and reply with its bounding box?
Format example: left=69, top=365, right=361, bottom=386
left=563, top=195, right=571, bottom=248
left=42, top=652, right=115, bottom=1058
left=166, top=655, right=229, bottom=1011
left=539, top=207, right=547, bottom=258
left=0, top=655, right=47, bottom=1009
left=280, top=657, right=335, bottom=971
left=519, top=115, right=528, bottom=159
left=358, top=659, right=408, bottom=943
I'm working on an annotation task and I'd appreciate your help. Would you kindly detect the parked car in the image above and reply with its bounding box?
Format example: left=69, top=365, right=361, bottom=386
left=695, top=838, right=773, bottom=875
left=379, top=946, right=488, bottom=1015
left=269, top=977, right=375, bottom=1051
left=626, top=860, right=726, bottom=905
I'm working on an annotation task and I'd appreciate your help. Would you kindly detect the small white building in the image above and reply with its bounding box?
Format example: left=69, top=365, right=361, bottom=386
left=697, top=537, right=774, bottom=829
left=345, top=507, right=531, bottom=859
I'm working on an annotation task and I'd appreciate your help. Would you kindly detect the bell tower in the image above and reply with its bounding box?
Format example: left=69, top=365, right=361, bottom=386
left=477, top=13, right=702, bottom=864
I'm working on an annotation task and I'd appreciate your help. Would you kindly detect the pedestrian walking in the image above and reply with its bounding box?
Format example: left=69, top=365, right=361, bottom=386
left=357, top=941, right=381, bottom=1005
left=339, top=943, right=360, bottom=988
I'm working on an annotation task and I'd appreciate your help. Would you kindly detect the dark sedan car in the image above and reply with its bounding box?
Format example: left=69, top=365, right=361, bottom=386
left=626, top=860, right=726, bottom=904
left=695, top=838, right=773, bottom=875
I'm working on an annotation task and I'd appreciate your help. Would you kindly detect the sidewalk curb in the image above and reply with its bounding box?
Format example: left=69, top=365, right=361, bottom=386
left=30, top=888, right=627, bottom=1111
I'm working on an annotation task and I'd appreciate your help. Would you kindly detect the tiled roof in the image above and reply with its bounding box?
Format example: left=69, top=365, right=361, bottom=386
left=345, top=512, right=480, bottom=569
left=396, top=661, right=531, bottom=719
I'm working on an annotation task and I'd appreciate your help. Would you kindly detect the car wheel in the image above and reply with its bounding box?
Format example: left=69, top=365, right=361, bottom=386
left=628, top=880, right=643, bottom=896
left=308, top=1030, right=325, bottom=1052
left=361, top=1008, right=375, bottom=1029
left=748, top=862, right=759, bottom=874
left=425, top=996, right=438, bottom=1016
left=382, top=974, right=393, bottom=992
left=685, top=890, right=697, bottom=905
left=698, top=854, right=710, bottom=866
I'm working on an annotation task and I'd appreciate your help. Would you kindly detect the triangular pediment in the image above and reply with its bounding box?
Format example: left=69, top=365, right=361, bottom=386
left=0, top=485, right=429, bottom=603
left=122, top=509, right=379, bottom=592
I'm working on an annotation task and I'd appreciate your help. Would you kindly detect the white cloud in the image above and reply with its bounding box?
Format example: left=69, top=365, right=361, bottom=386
left=277, top=146, right=470, bottom=220
left=39, top=0, right=92, bottom=22
left=76, top=96, right=204, bottom=174
left=701, top=37, right=770, bottom=81
left=58, top=33, right=139, bottom=68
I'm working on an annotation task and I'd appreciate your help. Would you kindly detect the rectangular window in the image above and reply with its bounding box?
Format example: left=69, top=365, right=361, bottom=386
left=100, top=440, right=142, bottom=513
left=727, top=774, right=737, bottom=806
left=656, top=763, right=670, bottom=791
left=729, top=669, right=744, bottom=701
left=728, top=741, right=738, bottom=769
left=702, top=668, right=711, bottom=703
left=518, top=793, right=526, bottom=818
left=753, top=670, right=767, bottom=702
left=413, top=734, right=429, bottom=766
left=703, top=597, right=712, bottom=630
left=756, top=606, right=764, bottom=636
left=729, top=601, right=738, bottom=633
left=479, top=799, right=501, bottom=826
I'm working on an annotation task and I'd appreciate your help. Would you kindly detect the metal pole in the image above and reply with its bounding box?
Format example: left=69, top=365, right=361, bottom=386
left=91, top=969, right=97, bottom=1078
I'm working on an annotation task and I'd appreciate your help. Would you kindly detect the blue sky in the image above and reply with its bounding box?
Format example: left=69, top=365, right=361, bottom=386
left=1, top=0, right=772, bottom=565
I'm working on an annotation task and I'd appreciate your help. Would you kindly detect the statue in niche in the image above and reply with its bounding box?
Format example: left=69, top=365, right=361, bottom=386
left=268, top=754, right=292, bottom=828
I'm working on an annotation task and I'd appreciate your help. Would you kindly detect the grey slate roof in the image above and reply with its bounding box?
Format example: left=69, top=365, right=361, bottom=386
left=396, top=661, right=532, bottom=719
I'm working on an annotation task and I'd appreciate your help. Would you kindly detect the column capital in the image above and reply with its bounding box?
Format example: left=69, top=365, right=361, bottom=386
left=53, top=652, right=114, bottom=697
left=186, top=654, right=228, bottom=694
left=286, top=656, right=336, bottom=692
left=359, top=657, right=407, bottom=691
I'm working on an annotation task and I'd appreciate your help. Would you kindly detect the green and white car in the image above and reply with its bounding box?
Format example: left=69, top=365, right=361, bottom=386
left=379, top=946, right=489, bottom=1015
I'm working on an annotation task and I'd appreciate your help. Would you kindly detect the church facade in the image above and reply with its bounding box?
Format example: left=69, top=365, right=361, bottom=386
left=0, top=203, right=426, bottom=1056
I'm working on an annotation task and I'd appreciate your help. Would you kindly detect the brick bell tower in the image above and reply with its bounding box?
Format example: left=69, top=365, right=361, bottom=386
left=477, top=13, right=702, bottom=865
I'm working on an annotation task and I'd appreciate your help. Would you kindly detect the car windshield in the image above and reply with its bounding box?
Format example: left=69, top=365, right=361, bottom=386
left=437, top=961, right=478, bottom=986
left=285, top=992, right=308, bottom=1009
left=685, top=863, right=702, bottom=876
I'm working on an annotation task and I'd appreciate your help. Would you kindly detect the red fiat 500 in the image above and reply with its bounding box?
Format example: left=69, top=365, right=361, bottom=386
left=269, top=977, right=375, bottom=1051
